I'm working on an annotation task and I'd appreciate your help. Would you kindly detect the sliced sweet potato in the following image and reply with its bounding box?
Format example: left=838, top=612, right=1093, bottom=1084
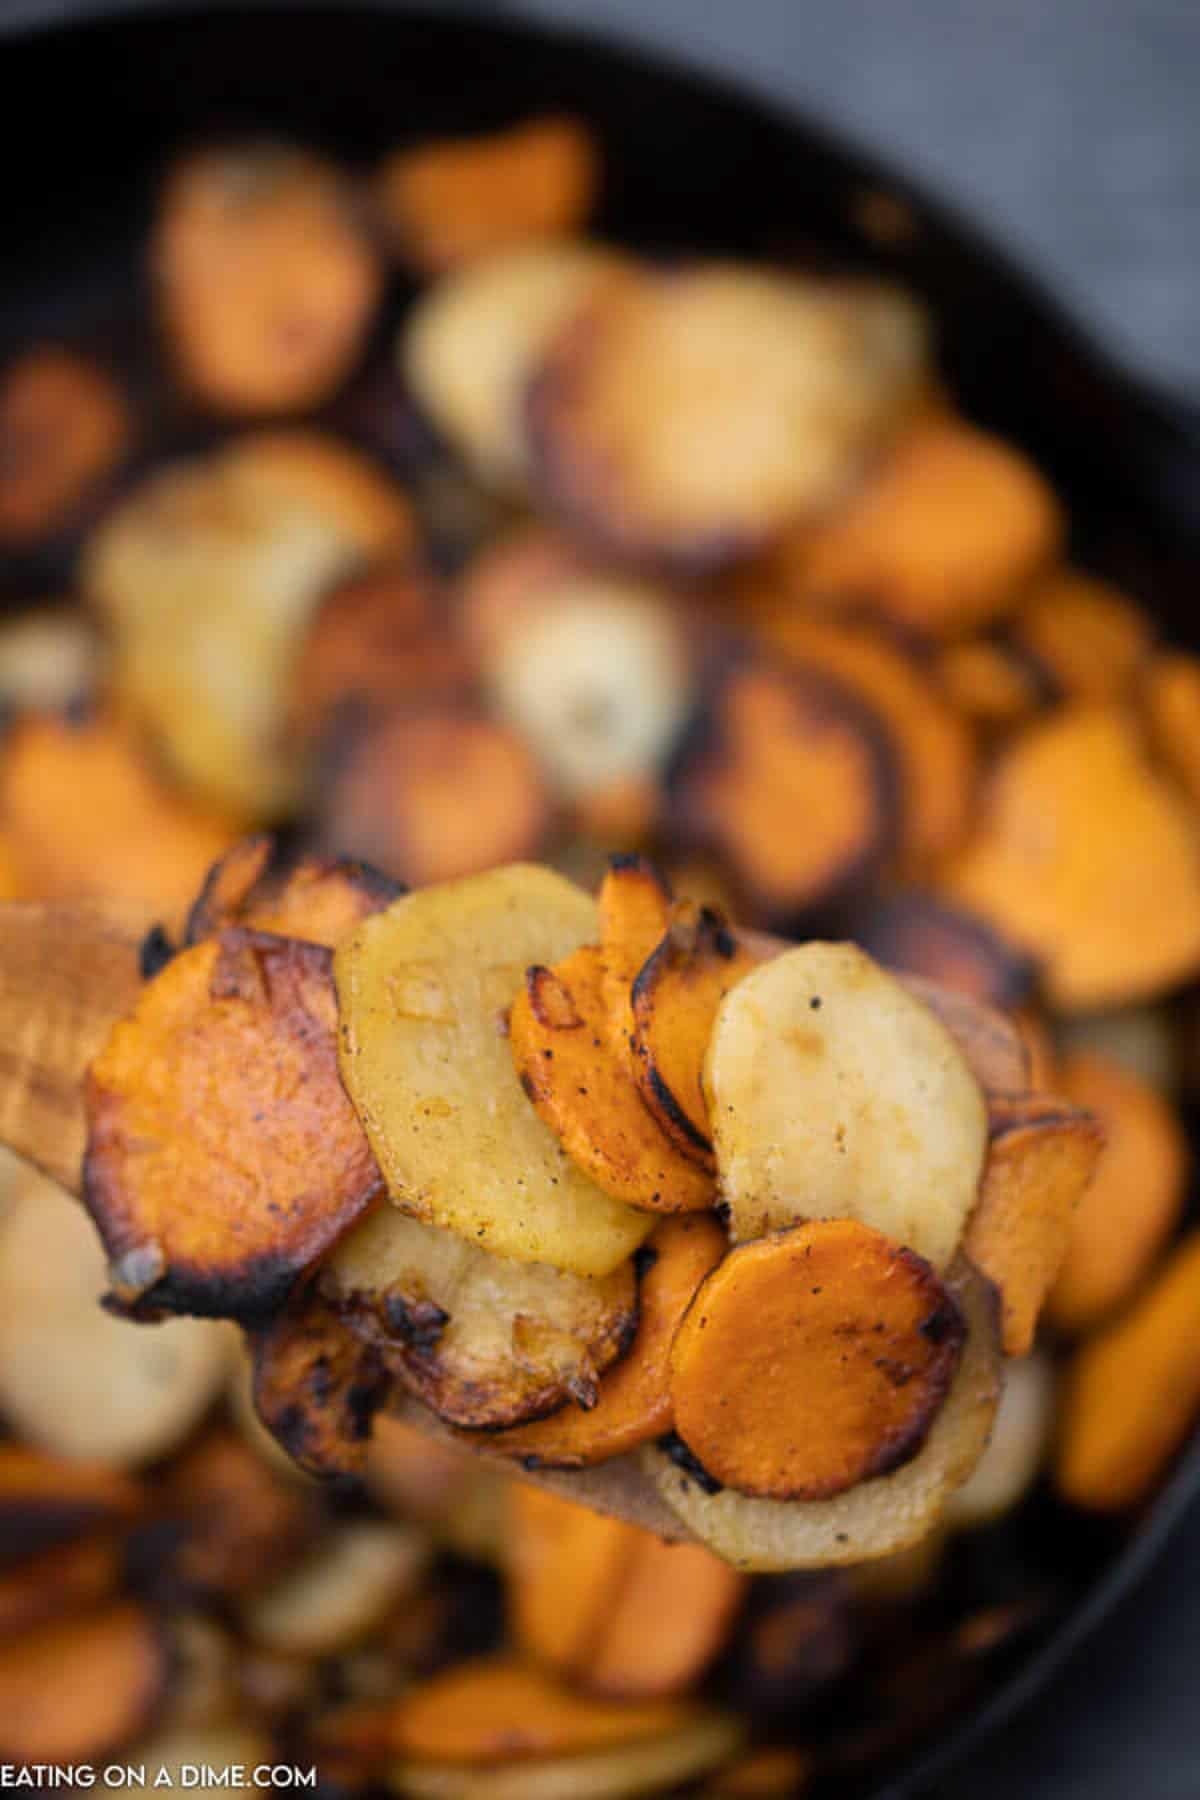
left=0, top=346, right=129, bottom=543
left=0, top=1532, right=123, bottom=1639
left=375, top=117, right=597, bottom=272
left=646, top=1257, right=1000, bottom=1569
left=1056, top=1232, right=1200, bottom=1511
left=937, top=637, right=1050, bottom=733
left=403, top=243, right=625, bottom=491
left=162, top=1427, right=317, bottom=1596
left=528, top=265, right=924, bottom=569
left=0, top=1602, right=166, bottom=1762
left=748, top=609, right=977, bottom=861
left=317, top=705, right=551, bottom=888
left=0, top=708, right=237, bottom=913
left=1142, top=650, right=1200, bottom=809
left=0, top=1171, right=229, bottom=1464
left=792, top=417, right=1063, bottom=637
left=334, top=866, right=652, bottom=1275
left=947, top=1351, right=1055, bottom=1529
left=587, top=1534, right=745, bottom=1699
left=964, top=1093, right=1104, bottom=1356
left=1012, top=568, right=1153, bottom=701
left=670, top=1220, right=965, bottom=1501
left=322, top=1206, right=637, bottom=1429
left=152, top=142, right=381, bottom=415
left=507, top=1486, right=640, bottom=1673
left=489, top=1214, right=726, bottom=1468
left=0, top=1443, right=143, bottom=1559
left=510, top=945, right=713, bottom=1211
left=630, top=907, right=767, bottom=1167
left=241, top=1519, right=427, bottom=1655
left=597, top=853, right=673, bottom=1042
left=185, top=837, right=401, bottom=950
left=84, top=927, right=384, bottom=1320
left=1047, top=1052, right=1188, bottom=1334
left=848, top=892, right=1037, bottom=1010
left=706, top=942, right=987, bottom=1268
left=251, top=1281, right=388, bottom=1478
left=667, top=656, right=899, bottom=920
left=945, top=707, right=1200, bottom=1009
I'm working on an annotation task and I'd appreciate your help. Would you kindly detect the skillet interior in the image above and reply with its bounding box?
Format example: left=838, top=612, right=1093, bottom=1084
left=0, top=6, right=1198, bottom=1793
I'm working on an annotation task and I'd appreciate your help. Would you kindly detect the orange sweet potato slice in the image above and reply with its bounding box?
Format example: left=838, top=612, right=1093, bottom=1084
left=964, top=1093, right=1104, bottom=1356
left=84, top=927, right=384, bottom=1321
left=944, top=705, right=1200, bottom=1010
left=0, top=709, right=237, bottom=915
left=0, top=347, right=129, bottom=544
left=597, top=853, right=673, bottom=1038
left=1142, top=651, right=1200, bottom=809
left=251, top=1280, right=389, bottom=1478
left=937, top=637, right=1050, bottom=734
left=0, top=1602, right=166, bottom=1762
left=185, top=837, right=401, bottom=949
left=670, top=1219, right=965, bottom=1502
left=1047, top=1052, right=1188, bottom=1334
left=392, top=1655, right=696, bottom=1763
left=0, top=1443, right=143, bottom=1558
left=507, top=1485, right=641, bottom=1674
left=317, top=705, right=551, bottom=888
left=1012, top=567, right=1154, bottom=701
left=1056, top=1231, right=1200, bottom=1511
left=489, top=1214, right=727, bottom=1468
left=587, top=1534, right=745, bottom=1700
left=667, top=656, right=898, bottom=920
left=510, top=945, right=713, bottom=1211
left=0, top=1533, right=124, bottom=1640
left=630, top=906, right=767, bottom=1167
left=375, top=117, right=598, bottom=273
left=848, top=892, right=1037, bottom=1010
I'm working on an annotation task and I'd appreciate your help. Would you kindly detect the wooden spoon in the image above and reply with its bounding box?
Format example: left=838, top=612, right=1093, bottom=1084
left=0, top=898, right=1027, bottom=1541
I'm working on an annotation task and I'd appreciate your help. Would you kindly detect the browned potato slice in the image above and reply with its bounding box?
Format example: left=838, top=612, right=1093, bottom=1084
left=644, top=1258, right=1000, bottom=1569
left=791, top=417, right=1063, bottom=637
left=334, top=866, right=653, bottom=1275
left=322, top=1206, right=637, bottom=1428
left=848, top=891, right=1037, bottom=1009
left=900, top=974, right=1030, bottom=1100
left=0, top=610, right=100, bottom=714
left=0, top=347, right=129, bottom=544
left=947, top=1351, right=1055, bottom=1529
left=945, top=706, right=1200, bottom=1010
left=241, top=1520, right=426, bottom=1657
left=0, top=1170, right=230, bottom=1463
left=153, top=142, right=380, bottom=415
left=317, top=705, right=551, bottom=888
left=510, top=946, right=713, bottom=1211
left=403, top=244, right=625, bottom=491
left=0, top=1442, right=143, bottom=1558
left=162, top=1427, right=317, bottom=1597
left=485, top=573, right=691, bottom=802
left=85, top=927, right=384, bottom=1320
left=85, top=432, right=413, bottom=816
left=528, top=265, right=925, bottom=568
left=185, top=837, right=401, bottom=950
left=1012, top=567, right=1153, bottom=700
left=251, top=1278, right=389, bottom=1478
left=667, top=657, right=898, bottom=920
left=375, top=117, right=598, bottom=272
left=0, top=1603, right=166, bottom=1762
left=706, top=942, right=987, bottom=1268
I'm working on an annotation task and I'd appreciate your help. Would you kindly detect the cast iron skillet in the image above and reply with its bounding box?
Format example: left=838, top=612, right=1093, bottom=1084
left=0, top=5, right=1198, bottom=1794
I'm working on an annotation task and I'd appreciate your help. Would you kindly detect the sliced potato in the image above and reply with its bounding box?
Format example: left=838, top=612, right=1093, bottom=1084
left=0, top=1603, right=166, bottom=1763
left=645, top=1258, right=1000, bottom=1569
left=706, top=942, right=987, bottom=1268
left=0, top=1170, right=229, bottom=1463
left=947, top=1351, right=1055, bottom=1529
left=0, top=610, right=100, bottom=714
left=848, top=892, right=1036, bottom=1010
left=251, top=1281, right=388, bottom=1478
left=334, top=866, right=652, bottom=1275
left=242, top=1520, right=428, bottom=1655
left=403, top=243, right=624, bottom=491
left=323, top=1206, right=636, bottom=1429
left=85, top=928, right=383, bottom=1320
left=126, top=1727, right=273, bottom=1800
left=900, top=973, right=1030, bottom=1101
left=528, top=265, right=924, bottom=568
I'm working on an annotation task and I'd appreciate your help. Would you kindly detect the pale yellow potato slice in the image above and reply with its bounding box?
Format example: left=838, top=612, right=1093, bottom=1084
left=644, top=1259, right=999, bottom=1570
left=241, top=1520, right=427, bottom=1656
left=0, top=612, right=101, bottom=714
left=402, top=244, right=625, bottom=492
left=705, top=941, right=986, bottom=1269
left=323, top=1207, right=637, bottom=1428
left=391, top=1713, right=745, bottom=1800
left=0, top=1170, right=231, bottom=1465
left=335, top=865, right=653, bottom=1276
left=947, top=1350, right=1055, bottom=1530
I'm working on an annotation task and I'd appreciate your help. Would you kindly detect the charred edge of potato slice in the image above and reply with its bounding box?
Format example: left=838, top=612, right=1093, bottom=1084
left=665, top=653, right=900, bottom=924
left=630, top=905, right=766, bottom=1167
left=511, top=947, right=713, bottom=1212
left=184, top=836, right=275, bottom=943
left=185, top=836, right=402, bottom=950
left=251, top=1281, right=390, bottom=1479
left=488, top=1214, right=726, bottom=1470
left=669, top=1220, right=966, bottom=1502
left=0, top=1443, right=144, bottom=1559
left=0, top=1602, right=168, bottom=1764
left=84, top=927, right=385, bottom=1323
left=645, top=1257, right=1001, bottom=1571
left=323, top=1206, right=639, bottom=1430
left=847, top=891, right=1038, bottom=1010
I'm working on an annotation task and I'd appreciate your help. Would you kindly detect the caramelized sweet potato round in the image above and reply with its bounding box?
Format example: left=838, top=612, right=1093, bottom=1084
left=507, top=1486, right=640, bottom=1674
left=0, top=348, right=129, bottom=543
left=185, top=838, right=401, bottom=951
left=0, top=1443, right=143, bottom=1559
left=1012, top=567, right=1153, bottom=701
left=670, top=1220, right=965, bottom=1502
left=84, top=927, right=384, bottom=1320
left=587, top=1533, right=745, bottom=1700
left=0, top=1602, right=166, bottom=1763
